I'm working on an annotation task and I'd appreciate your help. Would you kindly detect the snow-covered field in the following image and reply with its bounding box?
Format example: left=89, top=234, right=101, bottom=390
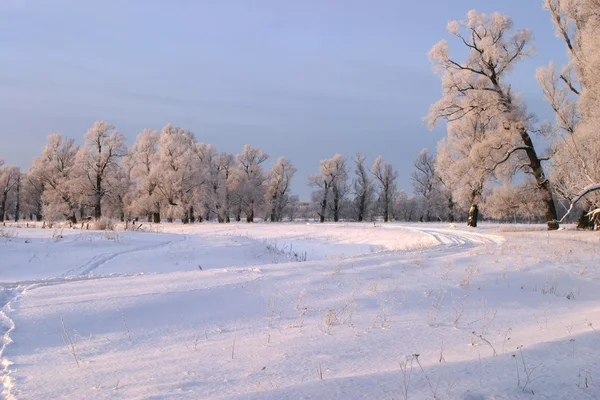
left=1, top=223, right=599, bottom=399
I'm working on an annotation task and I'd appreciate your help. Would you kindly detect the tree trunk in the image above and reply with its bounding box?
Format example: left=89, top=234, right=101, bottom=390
left=357, top=198, right=365, bottom=222
left=576, top=210, right=593, bottom=230
left=224, top=187, right=230, bottom=223
left=383, top=192, right=389, bottom=223
left=517, top=127, right=559, bottom=230
left=94, top=174, right=102, bottom=219
left=0, top=191, right=7, bottom=222
left=467, top=204, right=478, bottom=227
left=494, top=82, right=559, bottom=231
left=333, top=186, right=340, bottom=222
left=153, top=212, right=161, bottom=223
left=448, top=197, right=455, bottom=223
left=319, top=185, right=329, bottom=223
left=270, top=194, right=277, bottom=222
left=14, top=175, right=20, bottom=222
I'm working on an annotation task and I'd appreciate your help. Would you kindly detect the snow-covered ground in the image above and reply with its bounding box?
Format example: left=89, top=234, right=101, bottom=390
left=1, top=222, right=599, bottom=399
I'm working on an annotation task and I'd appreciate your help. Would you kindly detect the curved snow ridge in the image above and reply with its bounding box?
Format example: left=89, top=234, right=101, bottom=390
left=0, top=286, right=28, bottom=400
left=402, top=226, right=504, bottom=248
left=60, top=234, right=187, bottom=278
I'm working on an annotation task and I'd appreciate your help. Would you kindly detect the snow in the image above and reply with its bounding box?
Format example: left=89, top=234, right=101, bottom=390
left=1, top=222, right=599, bottom=399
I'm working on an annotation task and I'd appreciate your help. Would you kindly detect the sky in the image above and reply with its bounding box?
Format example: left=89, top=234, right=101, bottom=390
left=0, top=0, right=568, bottom=201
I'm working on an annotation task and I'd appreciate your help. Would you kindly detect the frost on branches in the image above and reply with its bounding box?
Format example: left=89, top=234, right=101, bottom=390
left=538, top=0, right=600, bottom=227
left=3, top=121, right=298, bottom=225
left=428, top=10, right=560, bottom=230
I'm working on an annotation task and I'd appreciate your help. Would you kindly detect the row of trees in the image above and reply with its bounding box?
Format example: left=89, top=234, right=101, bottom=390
left=0, top=134, right=447, bottom=224
left=307, top=153, right=400, bottom=223
left=424, top=2, right=600, bottom=230
left=0, top=122, right=297, bottom=224
left=2, top=2, right=598, bottom=228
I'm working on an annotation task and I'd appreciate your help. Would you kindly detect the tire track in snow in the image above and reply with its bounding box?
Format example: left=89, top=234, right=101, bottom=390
left=0, top=233, right=187, bottom=399
left=59, top=234, right=187, bottom=278
left=345, top=226, right=503, bottom=262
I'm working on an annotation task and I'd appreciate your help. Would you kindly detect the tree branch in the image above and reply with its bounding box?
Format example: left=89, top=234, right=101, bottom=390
left=559, top=183, right=600, bottom=223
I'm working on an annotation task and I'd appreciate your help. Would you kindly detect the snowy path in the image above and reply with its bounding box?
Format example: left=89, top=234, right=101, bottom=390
left=1, top=223, right=599, bottom=399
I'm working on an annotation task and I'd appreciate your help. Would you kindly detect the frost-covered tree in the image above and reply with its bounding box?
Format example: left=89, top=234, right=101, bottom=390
left=352, top=153, right=374, bottom=222
left=235, top=145, right=269, bottom=223
left=73, top=121, right=126, bottom=219
left=217, top=153, right=235, bottom=222
left=30, top=134, right=79, bottom=222
left=265, top=157, right=296, bottom=222
left=435, top=104, right=501, bottom=226
left=0, top=163, right=20, bottom=222
left=20, top=172, right=44, bottom=221
left=193, top=144, right=220, bottom=222
left=126, top=129, right=161, bottom=222
left=428, top=10, right=559, bottom=230
left=538, top=0, right=600, bottom=226
left=411, top=149, right=445, bottom=221
left=372, top=156, right=397, bottom=222
left=309, top=154, right=347, bottom=223
left=152, top=124, right=199, bottom=223
left=394, top=191, right=421, bottom=222
left=484, top=179, right=547, bottom=223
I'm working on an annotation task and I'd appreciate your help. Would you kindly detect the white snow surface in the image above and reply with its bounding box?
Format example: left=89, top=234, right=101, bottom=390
left=1, top=222, right=599, bottom=399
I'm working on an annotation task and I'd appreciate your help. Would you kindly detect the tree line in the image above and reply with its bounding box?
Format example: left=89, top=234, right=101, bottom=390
left=1, top=2, right=598, bottom=229
left=0, top=123, right=296, bottom=224
left=0, top=126, right=555, bottom=225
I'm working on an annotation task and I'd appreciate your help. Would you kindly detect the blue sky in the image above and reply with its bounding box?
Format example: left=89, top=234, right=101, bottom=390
left=0, top=0, right=567, bottom=200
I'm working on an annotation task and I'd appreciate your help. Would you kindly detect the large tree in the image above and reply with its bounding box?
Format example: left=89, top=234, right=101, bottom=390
left=265, top=157, right=296, bottom=222
left=30, top=134, right=79, bottom=222
left=537, top=0, right=600, bottom=226
left=126, top=129, right=161, bottom=222
left=74, top=121, right=126, bottom=219
left=435, top=103, right=500, bottom=227
left=428, top=10, right=559, bottom=230
left=152, top=124, right=199, bottom=223
left=236, top=145, right=269, bottom=223
left=0, top=163, right=20, bottom=222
